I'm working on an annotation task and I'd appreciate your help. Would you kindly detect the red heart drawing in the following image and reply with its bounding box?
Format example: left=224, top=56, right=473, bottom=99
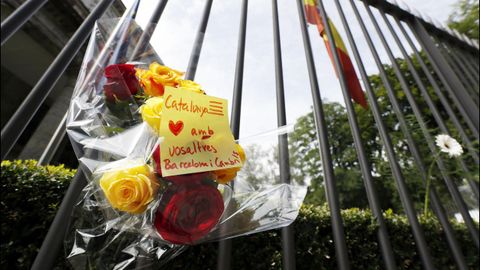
left=169, top=120, right=184, bottom=136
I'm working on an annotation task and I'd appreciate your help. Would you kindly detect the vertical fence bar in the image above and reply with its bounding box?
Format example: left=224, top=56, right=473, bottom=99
left=109, top=1, right=141, bottom=64
left=443, top=42, right=480, bottom=86
left=395, top=19, right=479, bottom=164
left=466, top=50, right=480, bottom=71
left=460, top=48, right=480, bottom=73
left=315, top=1, right=397, bottom=269
left=436, top=43, right=478, bottom=93
left=37, top=114, right=67, bottom=165
left=380, top=15, right=473, bottom=269
left=296, top=1, right=351, bottom=269
left=408, top=19, right=479, bottom=138
left=350, top=2, right=436, bottom=269
left=381, top=13, right=480, bottom=200
left=217, top=0, right=247, bottom=269
left=228, top=0, right=247, bottom=139
left=130, top=0, right=169, bottom=62
left=271, top=1, right=296, bottom=269
left=437, top=42, right=480, bottom=95
left=365, top=4, right=479, bottom=249
left=461, top=51, right=480, bottom=73
left=467, top=46, right=480, bottom=65
left=184, top=0, right=213, bottom=80
left=30, top=3, right=140, bottom=269
left=450, top=45, right=480, bottom=85
left=445, top=46, right=480, bottom=105
left=395, top=23, right=480, bottom=201
left=460, top=53, right=480, bottom=83
left=0, top=0, right=117, bottom=160
left=1, top=0, right=49, bottom=45
left=337, top=3, right=468, bottom=268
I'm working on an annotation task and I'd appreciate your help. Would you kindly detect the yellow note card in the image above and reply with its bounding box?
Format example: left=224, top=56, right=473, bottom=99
left=159, top=86, right=243, bottom=176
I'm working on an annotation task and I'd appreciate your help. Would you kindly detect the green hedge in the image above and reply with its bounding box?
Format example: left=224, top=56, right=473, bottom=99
left=163, top=206, right=478, bottom=270
left=1, top=160, right=478, bottom=269
left=0, top=160, right=75, bottom=269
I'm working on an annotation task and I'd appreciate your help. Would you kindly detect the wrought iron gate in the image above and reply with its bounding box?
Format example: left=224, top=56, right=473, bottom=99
left=1, top=0, right=479, bottom=269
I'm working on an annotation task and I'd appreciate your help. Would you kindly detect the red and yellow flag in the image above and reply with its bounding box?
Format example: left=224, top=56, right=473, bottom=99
left=304, top=0, right=368, bottom=109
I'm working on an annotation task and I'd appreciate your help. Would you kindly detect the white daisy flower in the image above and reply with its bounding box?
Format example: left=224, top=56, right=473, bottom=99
left=435, top=134, right=463, bottom=157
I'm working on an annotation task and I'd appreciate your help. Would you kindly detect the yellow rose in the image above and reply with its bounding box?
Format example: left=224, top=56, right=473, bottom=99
left=140, top=97, right=164, bottom=134
left=213, top=144, right=246, bottom=184
left=99, top=164, right=158, bottom=214
left=214, top=169, right=238, bottom=185
left=178, top=79, right=206, bottom=95
left=136, top=62, right=184, bottom=97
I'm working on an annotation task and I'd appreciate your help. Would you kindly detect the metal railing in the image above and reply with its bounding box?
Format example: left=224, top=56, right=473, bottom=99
left=1, top=0, right=479, bottom=269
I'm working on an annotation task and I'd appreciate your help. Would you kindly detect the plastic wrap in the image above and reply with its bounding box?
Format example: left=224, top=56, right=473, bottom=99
left=65, top=12, right=308, bottom=269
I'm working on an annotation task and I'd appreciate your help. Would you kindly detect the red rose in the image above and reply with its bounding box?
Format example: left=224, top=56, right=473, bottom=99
left=103, top=64, right=140, bottom=102
left=154, top=181, right=224, bottom=244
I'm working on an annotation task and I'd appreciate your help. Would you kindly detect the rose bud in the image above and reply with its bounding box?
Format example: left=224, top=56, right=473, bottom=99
left=103, top=64, right=140, bottom=102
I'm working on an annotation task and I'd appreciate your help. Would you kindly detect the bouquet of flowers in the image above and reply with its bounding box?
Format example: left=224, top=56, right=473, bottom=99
left=65, top=13, right=307, bottom=269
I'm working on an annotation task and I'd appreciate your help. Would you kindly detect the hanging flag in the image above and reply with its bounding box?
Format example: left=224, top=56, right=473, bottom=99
left=304, top=0, right=368, bottom=109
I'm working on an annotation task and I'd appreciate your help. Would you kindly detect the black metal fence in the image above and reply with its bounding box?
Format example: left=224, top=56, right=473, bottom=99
left=1, top=0, right=479, bottom=269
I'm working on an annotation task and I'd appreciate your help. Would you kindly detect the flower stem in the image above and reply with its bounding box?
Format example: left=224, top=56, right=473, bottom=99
left=424, top=153, right=440, bottom=217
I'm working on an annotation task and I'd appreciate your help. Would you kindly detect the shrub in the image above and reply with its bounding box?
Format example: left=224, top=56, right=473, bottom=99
left=1, top=160, right=478, bottom=269
left=0, top=160, right=75, bottom=269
